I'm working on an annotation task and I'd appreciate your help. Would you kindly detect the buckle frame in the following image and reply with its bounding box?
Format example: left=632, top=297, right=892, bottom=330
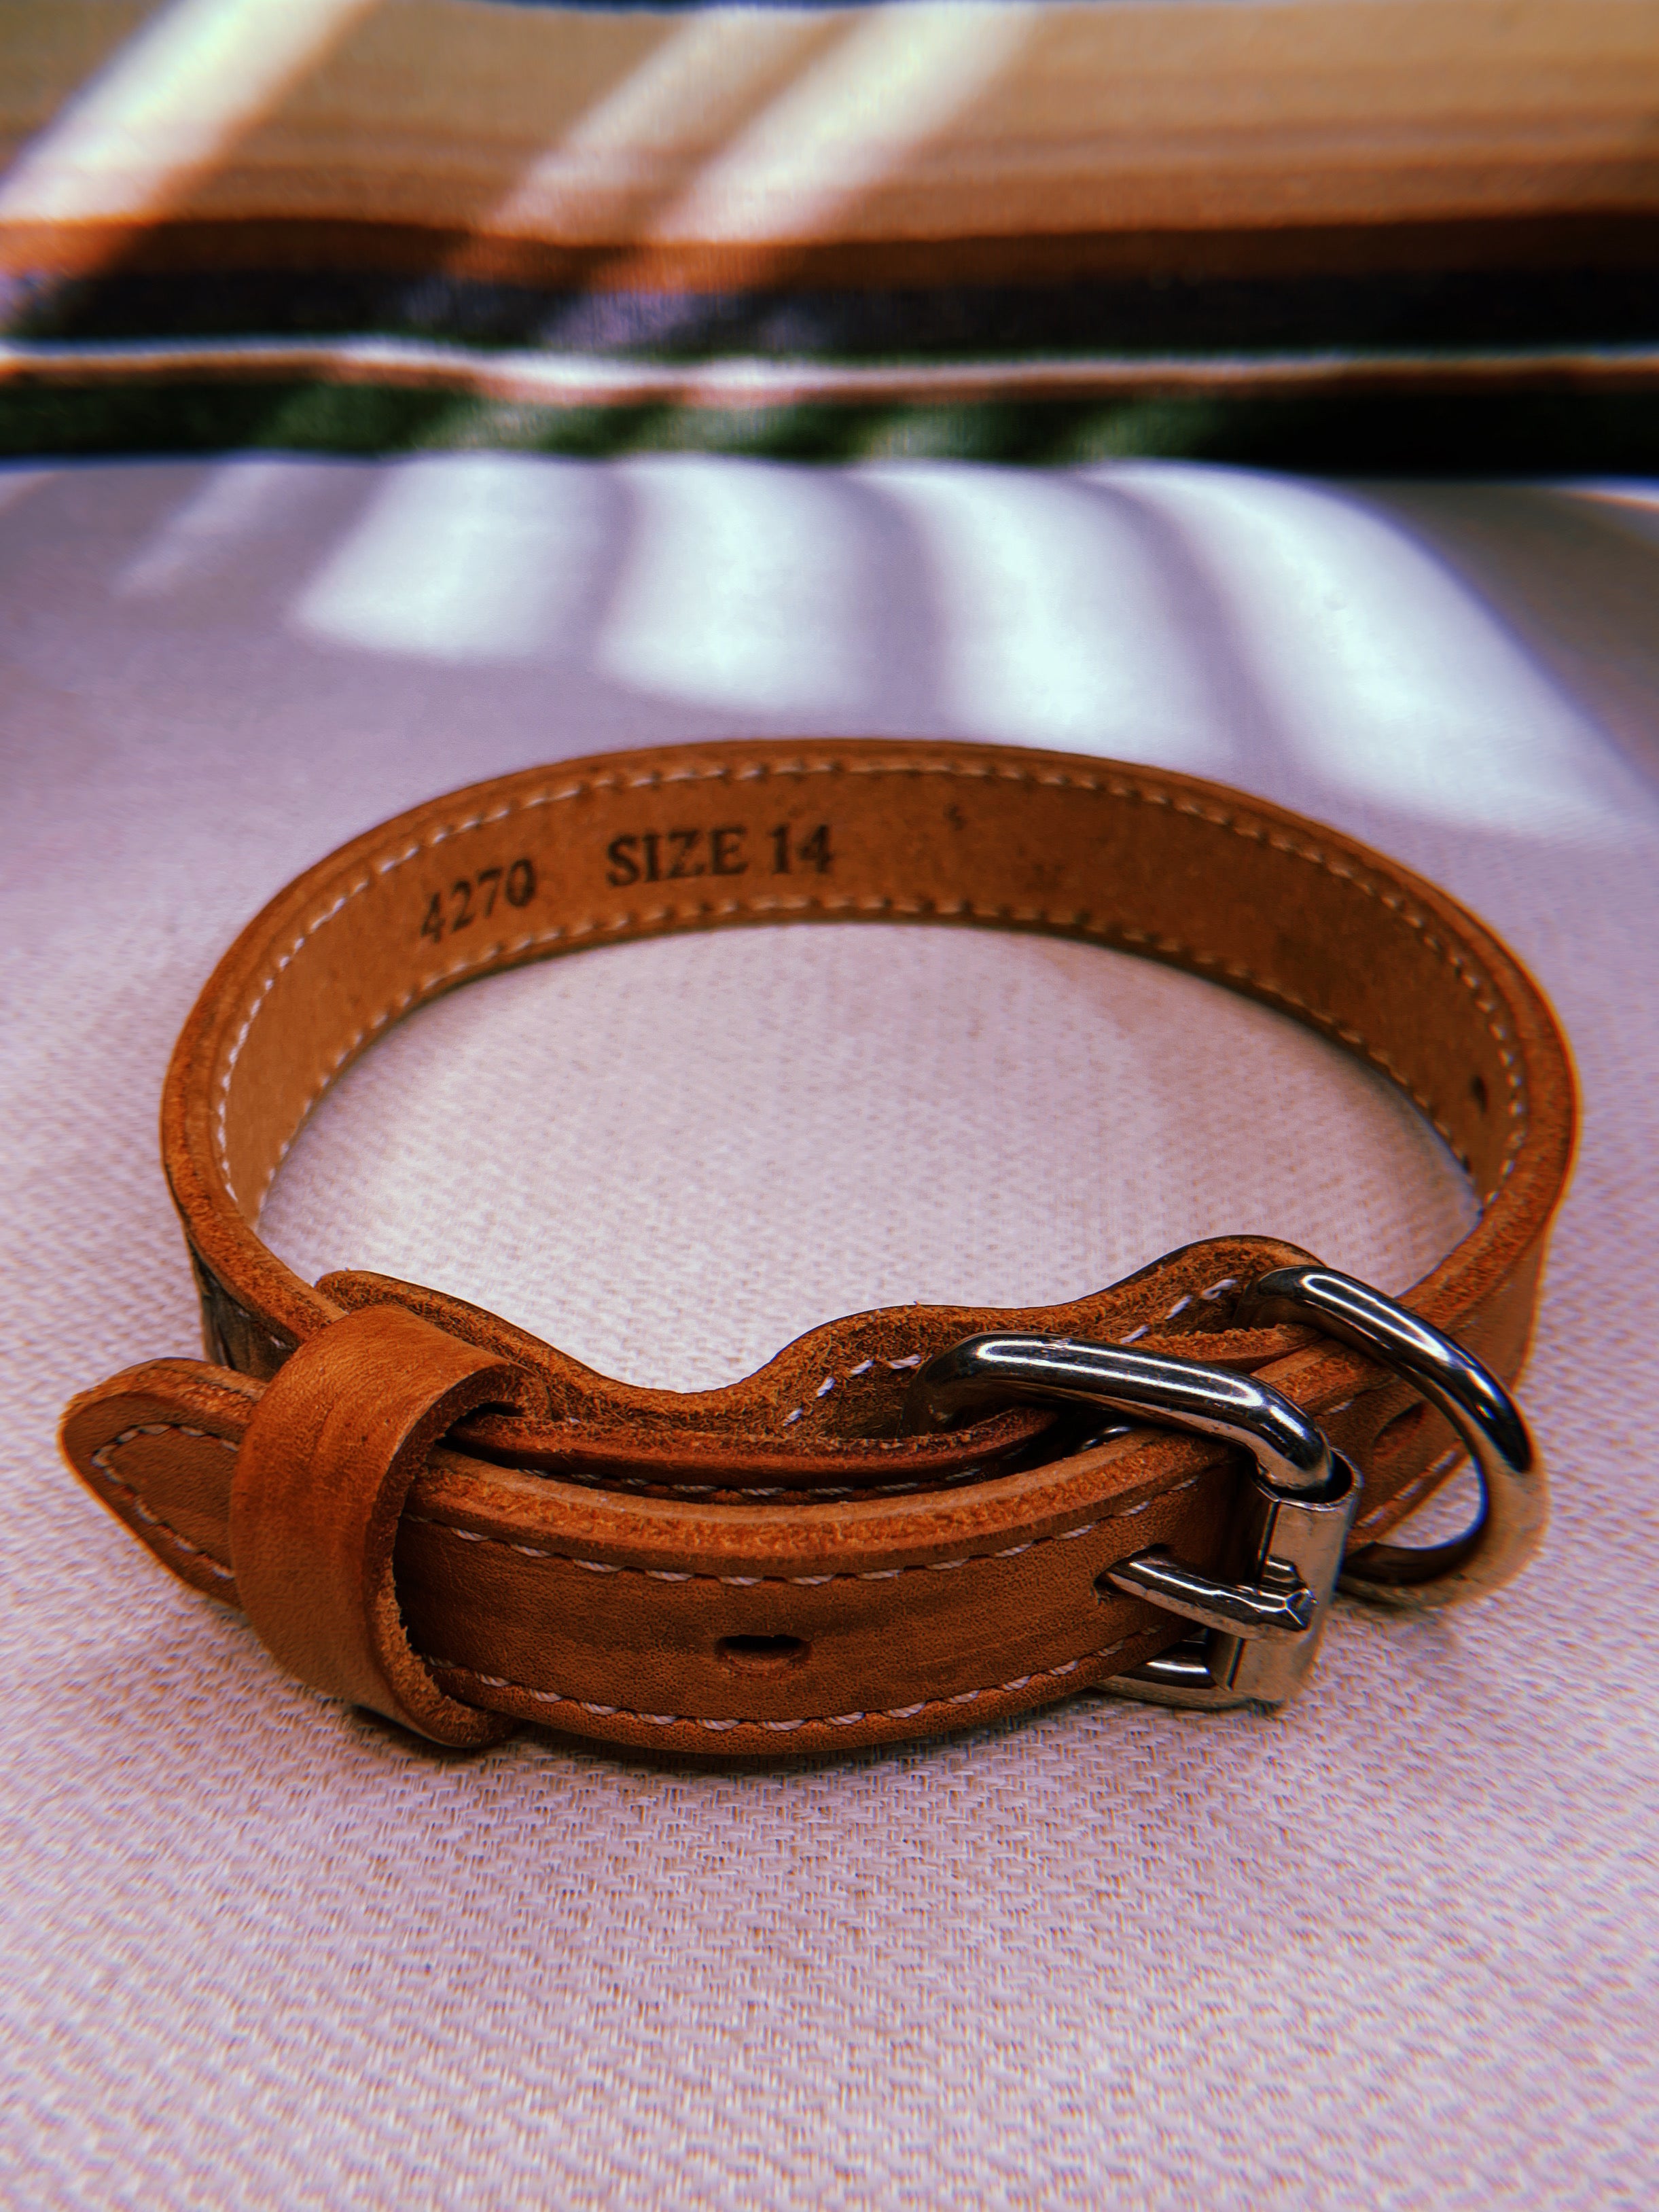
left=902, top=1264, right=1546, bottom=1712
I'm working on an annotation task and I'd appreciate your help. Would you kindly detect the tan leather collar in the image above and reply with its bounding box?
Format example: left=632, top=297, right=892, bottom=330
left=61, top=741, right=1576, bottom=1752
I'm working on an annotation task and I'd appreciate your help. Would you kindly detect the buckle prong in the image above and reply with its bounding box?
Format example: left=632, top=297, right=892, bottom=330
left=1105, top=1548, right=1317, bottom=1640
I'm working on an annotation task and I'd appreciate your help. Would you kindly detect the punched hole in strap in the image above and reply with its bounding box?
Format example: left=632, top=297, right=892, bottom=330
left=228, top=1303, right=539, bottom=1746
left=717, top=1635, right=810, bottom=1675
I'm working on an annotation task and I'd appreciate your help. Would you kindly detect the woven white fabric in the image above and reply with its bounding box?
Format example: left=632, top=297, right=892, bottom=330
left=3, top=457, right=1657, bottom=2209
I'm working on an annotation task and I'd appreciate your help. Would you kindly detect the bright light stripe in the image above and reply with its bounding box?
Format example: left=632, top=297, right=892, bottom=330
left=646, top=3, right=1035, bottom=245
left=1, top=334, right=1655, bottom=406
left=0, top=0, right=376, bottom=226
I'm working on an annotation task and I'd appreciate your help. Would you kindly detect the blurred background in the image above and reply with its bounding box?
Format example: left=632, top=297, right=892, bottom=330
left=1, top=0, right=1656, bottom=469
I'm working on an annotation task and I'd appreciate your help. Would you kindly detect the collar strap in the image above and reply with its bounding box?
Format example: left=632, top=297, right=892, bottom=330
left=60, top=741, right=1575, bottom=1751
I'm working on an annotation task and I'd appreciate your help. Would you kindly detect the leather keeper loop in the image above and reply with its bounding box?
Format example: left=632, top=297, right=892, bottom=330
left=228, top=1304, right=533, bottom=1746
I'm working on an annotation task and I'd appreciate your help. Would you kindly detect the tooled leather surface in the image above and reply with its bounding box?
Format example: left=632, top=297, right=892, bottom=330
left=62, top=738, right=1577, bottom=1752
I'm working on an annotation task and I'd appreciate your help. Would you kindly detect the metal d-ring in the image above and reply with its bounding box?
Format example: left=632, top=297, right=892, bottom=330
left=1232, top=1265, right=1547, bottom=1609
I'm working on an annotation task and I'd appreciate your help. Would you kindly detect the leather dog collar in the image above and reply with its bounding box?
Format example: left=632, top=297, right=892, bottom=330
left=61, top=741, right=1575, bottom=1752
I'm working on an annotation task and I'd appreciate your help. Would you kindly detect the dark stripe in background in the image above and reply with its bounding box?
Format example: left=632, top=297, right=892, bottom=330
left=7, top=258, right=1657, bottom=363
left=3, top=4, right=1655, bottom=467
left=5, top=378, right=1657, bottom=475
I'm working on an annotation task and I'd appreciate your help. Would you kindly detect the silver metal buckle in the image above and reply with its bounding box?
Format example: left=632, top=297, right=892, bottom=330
left=902, top=1264, right=1547, bottom=1711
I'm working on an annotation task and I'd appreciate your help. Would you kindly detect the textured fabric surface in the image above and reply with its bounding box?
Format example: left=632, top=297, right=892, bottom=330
left=3, top=455, right=1658, bottom=2207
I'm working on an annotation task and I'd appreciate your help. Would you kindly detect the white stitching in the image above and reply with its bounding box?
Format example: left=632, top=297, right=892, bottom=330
left=522, top=1462, right=995, bottom=1501
left=87, top=1424, right=236, bottom=1582
left=80, top=1423, right=1195, bottom=1725
left=86, top=1419, right=1213, bottom=1591
left=399, top=1478, right=1204, bottom=1584
left=424, top=1639, right=1130, bottom=1732
left=217, top=763, right=846, bottom=1199
left=212, top=757, right=1525, bottom=1210
left=772, top=1280, right=1243, bottom=1427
